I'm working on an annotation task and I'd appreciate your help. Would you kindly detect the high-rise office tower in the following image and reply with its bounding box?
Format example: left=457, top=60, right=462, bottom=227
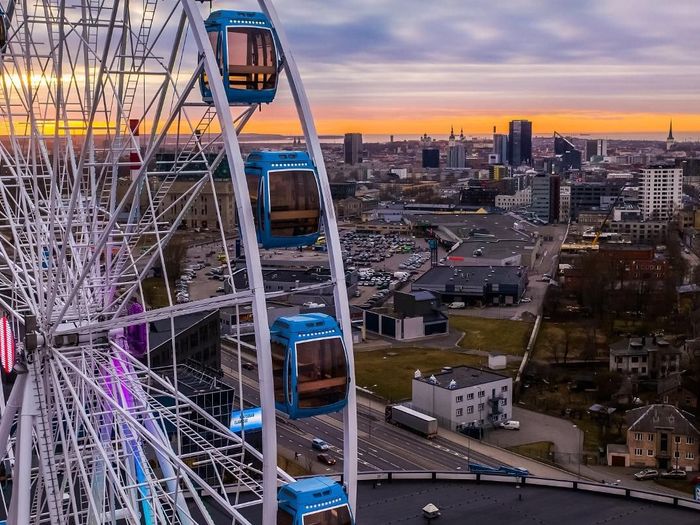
left=447, top=143, right=466, bottom=168
left=344, top=133, right=363, bottom=165
left=493, top=133, right=508, bottom=165
left=531, top=174, right=560, bottom=223
left=640, top=166, right=682, bottom=221
left=422, top=148, right=440, bottom=168
left=446, top=126, right=465, bottom=168
left=507, top=120, right=532, bottom=166
left=585, top=140, right=598, bottom=161
left=553, top=132, right=581, bottom=170
left=597, top=139, right=608, bottom=157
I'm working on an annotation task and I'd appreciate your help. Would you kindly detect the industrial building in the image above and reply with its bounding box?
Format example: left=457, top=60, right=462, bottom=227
left=412, top=366, right=513, bottom=431
left=362, top=291, right=448, bottom=340
left=412, top=265, right=528, bottom=306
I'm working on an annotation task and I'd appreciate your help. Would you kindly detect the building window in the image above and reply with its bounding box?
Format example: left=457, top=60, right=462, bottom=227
left=467, top=406, right=474, bottom=414
left=501, top=385, right=508, bottom=392
left=686, top=452, right=695, bottom=460
left=478, top=403, right=484, bottom=411
left=647, top=450, right=653, bottom=456
left=674, top=436, right=681, bottom=444
left=674, top=451, right=680, bottom=459
left=467, top=393, right=474, bottom=400
left=501, top=399, right=507, bottom=406
left=634, top=432, right=642, bottom=441
left=456, top=395, right=463, bottom=403
left=478, top=391, right=485, bottom=398
left=687, top=436, right=696, bottom=445
left=456, top=408, right=463, bottom=417
left=634, top=448, right=642, bottom=456
left=647, top=434, right=654, bottom=441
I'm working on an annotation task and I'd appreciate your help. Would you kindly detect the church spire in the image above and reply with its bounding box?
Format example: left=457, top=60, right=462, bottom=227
left=667, top=118, right=674, bottom=141
left=449, top=125, right=455, bottom=140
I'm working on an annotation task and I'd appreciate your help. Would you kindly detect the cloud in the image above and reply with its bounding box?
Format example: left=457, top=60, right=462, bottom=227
left=257, top=0, right=700, bottom=124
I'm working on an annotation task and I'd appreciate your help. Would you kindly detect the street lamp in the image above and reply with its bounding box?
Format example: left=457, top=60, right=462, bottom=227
left=362, top=384, right=378, bottom=441
left=573, top=424, right=583, bottom=479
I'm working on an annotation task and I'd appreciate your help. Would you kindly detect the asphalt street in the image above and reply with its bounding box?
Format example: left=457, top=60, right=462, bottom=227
left=221, top=354, right=506, bottom=474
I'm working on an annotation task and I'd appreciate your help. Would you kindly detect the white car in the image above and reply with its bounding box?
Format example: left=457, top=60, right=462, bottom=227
left=500, top=420, right=520, bottom=431
left=520, top=297, right=532, bottom=303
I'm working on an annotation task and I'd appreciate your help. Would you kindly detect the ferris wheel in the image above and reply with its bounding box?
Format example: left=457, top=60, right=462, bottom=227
left=0, top=1, right=357, bottom=524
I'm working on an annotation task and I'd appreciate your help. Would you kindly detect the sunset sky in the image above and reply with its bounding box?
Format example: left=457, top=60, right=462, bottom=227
left=238, top=0, right=700, bottom=137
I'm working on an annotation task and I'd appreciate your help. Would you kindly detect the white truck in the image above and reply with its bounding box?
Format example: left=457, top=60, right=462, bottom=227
left=385, top=405, right=438, bottom=439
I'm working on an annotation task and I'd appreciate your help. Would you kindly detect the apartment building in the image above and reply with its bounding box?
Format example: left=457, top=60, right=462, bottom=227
left=640, top=167, right=682, bottom=221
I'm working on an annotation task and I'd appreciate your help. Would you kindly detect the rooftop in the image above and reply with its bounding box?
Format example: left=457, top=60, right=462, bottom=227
left=625, top=404, right=699, bottom=436
left=609, top=337, right=681, bottom=356
left=149, top=310, right=217, bottom=352
left=447, top=239, right=533, bottom=262
left=228, top=478, right=700, bottom=525
left=413, top=265, right=526, bottom=289
left=414, top=365, right=509, bottom=390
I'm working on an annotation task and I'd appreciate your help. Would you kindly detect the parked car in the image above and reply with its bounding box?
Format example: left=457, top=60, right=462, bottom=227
left=311, top=438, right=329, bottom=451
left=633, top=468, right=659, bottom=480
left=520, top=297, right=532, bottom=303
left=500, top=420, right=520, bottom=431
left=317, top=453, right=336, bottom=466
left=660, top=469, right=687, bottom=479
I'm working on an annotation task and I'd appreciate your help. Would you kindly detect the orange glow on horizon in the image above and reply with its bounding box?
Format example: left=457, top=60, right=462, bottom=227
left=242, top=112, right=700, bottom=137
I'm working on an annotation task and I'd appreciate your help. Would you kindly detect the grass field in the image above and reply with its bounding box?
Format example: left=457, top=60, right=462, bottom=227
left=507, top=441, right=555, bottom=464
left=450, top=316, right=533, bottom=355
left=142, top=277, right=170, bottom=309
left=354, top=348, right=487, bottom=402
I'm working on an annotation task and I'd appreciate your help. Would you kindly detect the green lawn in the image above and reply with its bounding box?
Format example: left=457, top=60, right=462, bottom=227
left=507, top=441, right=555, bottom=464
left=142, top=277, right=171, bottom=309
left=450, top=316, right=533, bottom=355
left=354, top=348, right=487, bottom=402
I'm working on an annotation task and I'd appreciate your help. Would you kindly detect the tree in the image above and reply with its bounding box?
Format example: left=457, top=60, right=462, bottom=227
left=163, top=236, right=188, bottom=279
left=594, top=370, right=623, bottom=404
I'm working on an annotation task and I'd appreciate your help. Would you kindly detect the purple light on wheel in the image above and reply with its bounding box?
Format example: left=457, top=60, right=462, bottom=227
left=125, top=300, right=147, bottom=357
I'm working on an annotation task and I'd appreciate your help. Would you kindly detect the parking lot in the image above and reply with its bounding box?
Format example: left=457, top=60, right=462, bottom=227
left=175, top=243, right=237, bottom=303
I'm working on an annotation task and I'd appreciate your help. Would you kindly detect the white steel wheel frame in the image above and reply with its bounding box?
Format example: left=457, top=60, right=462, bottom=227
left=257, top=0, right=359, bottom=510
left=0, top=1, right=358, bottom=524
left=185, top=0, right=358, bottom=520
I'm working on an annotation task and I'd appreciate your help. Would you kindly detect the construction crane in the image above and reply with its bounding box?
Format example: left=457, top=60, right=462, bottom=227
left=592, top=182, right=631, bottom=245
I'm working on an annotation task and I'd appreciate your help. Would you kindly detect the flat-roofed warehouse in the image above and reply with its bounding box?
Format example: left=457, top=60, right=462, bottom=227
left=412, top=265, right=528, bottom=306
left=406, top=212, right=542, bottom=268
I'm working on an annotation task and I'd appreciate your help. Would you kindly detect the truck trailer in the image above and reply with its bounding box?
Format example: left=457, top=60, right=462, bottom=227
left=385, top=405, right=438, bottom=438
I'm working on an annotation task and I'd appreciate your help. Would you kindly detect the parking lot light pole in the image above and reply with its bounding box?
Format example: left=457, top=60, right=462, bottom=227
left=573, top=424, right=583, bottom=479
left=362, top=384, right=378, bottom=441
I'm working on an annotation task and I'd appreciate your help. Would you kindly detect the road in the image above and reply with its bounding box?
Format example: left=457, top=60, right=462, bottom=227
left=221, top=349, right=505, bottom=474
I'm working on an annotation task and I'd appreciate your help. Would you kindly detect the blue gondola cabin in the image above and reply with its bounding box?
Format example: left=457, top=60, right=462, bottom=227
left=270, top=313, right=349, bottom=419
left=246, top=151, right=322, bottom=249
left=200, top=10, right=279, bottom=105
left=277, top=477, right=354, bottom=525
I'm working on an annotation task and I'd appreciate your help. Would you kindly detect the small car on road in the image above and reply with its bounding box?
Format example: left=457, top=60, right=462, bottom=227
left=633, top=468, right=658, bottom=480
left=659, top=469, right=687, bottom=479
left=317, top=453, right=336, bottom=466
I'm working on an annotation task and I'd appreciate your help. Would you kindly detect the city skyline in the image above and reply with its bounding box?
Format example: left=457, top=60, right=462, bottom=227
left=241, top=0, right=700, bottom=136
